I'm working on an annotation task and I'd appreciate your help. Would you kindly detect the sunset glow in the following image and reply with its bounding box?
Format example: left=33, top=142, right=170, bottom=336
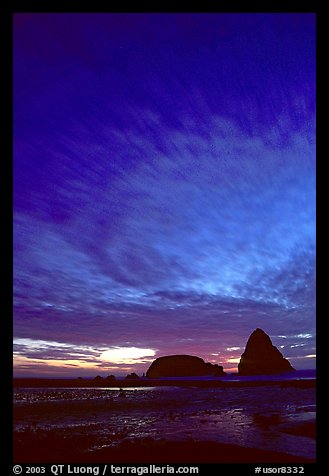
left=100, top=347, right=156, bottom=364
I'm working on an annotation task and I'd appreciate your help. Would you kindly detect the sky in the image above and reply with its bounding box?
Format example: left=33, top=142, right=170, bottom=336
left=13, top=13, right=316, bottom=377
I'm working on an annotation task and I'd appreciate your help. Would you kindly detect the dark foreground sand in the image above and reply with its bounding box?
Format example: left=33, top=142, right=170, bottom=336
left=14, top=433, right=314, bottom=463
left=14, top=380, right=316, bottom=464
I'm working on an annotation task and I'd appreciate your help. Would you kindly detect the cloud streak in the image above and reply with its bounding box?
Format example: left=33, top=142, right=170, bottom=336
left=14, top=13, right=315, bottom=376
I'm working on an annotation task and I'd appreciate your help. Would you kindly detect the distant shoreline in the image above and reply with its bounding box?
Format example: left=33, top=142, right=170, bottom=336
left=13, top=377, right=316, bottom=389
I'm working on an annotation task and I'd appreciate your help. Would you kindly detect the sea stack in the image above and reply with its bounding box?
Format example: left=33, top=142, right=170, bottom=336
left=146, top=355, right=225, bottom=378
left=238, top=328, right=295, bottom=375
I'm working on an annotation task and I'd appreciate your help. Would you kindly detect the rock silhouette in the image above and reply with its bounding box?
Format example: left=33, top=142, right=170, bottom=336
left=93, top=375, right=103, bottom=381
left=146, top=355, right=225, bottom=378
left=106, top=375, right=116, bottom=382
left=125, top=372, right=140, bottom=380
left=238, top=328, right=295, bottom=375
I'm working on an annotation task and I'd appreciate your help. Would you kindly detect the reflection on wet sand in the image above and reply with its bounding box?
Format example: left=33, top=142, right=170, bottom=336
left=14, top=384, right=315, bottom=462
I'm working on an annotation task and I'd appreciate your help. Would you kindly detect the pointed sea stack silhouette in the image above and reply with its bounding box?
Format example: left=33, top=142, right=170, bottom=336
left=238, top=328, right=295, bottom=375
left=146, top=355, right=225, bottom=378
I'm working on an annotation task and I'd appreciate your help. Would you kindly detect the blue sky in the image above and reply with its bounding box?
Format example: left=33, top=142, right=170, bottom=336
left=13, top=13, right=315, bottom=376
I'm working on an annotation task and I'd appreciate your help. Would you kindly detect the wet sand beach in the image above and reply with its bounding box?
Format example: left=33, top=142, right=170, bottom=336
left=14, top=379, right=316, bottom=463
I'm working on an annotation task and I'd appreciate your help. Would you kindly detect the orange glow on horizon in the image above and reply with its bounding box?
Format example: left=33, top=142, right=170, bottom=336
left=14, top=353, right=241, bottom=376
left=13, top=355, right=100, bottom=371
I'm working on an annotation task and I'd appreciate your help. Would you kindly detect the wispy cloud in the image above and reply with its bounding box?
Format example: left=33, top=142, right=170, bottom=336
left=14, top=13, right=315, bottom=376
